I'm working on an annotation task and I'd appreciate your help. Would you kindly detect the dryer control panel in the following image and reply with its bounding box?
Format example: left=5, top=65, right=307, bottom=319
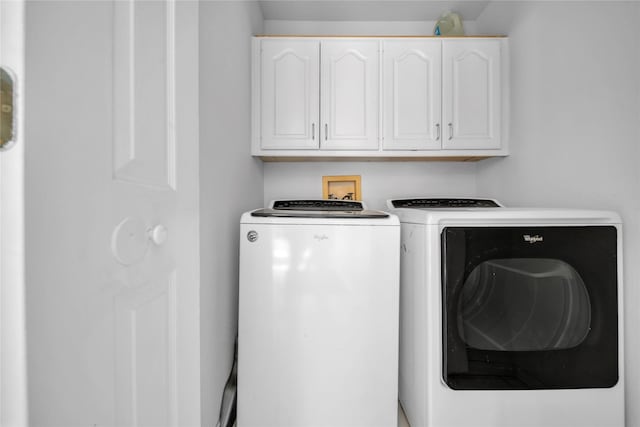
left=389, top=198, right=501, bottom=209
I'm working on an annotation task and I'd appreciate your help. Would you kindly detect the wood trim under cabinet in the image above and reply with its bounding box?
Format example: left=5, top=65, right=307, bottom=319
left=259, top=156, right=491, bottom=162
left=254, top=35, right=507, bottom=38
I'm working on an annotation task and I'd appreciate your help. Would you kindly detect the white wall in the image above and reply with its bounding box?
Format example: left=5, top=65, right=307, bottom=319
left=199, top=2, right=264, bottom=425
left=264, top=19, right=478, bottom=36
left=264, top=161, right=477, bottom=210
left=262, top=19, right=481, bottom=210
left=476, top=1, right=640, bottom=425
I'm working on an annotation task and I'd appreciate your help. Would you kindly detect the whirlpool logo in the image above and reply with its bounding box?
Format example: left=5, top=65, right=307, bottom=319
left=523, top=234, right=544, bottom=244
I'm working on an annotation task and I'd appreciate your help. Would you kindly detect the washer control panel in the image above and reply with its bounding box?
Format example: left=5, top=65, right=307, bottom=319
left=272, top=200, right=364, bottom=211
left=253, top=199, right=389, bottom=218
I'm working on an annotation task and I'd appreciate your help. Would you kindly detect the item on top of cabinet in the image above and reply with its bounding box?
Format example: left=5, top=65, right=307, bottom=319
left=434, top=11, right=464, bottom=36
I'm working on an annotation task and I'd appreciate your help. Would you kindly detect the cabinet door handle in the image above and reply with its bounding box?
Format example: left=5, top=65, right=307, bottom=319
left=435, top=123, right=440, bottom=141
left=448, top=123, right=453, bottom=140
left=325, top=124, right=328, bottom=141
left=312, top=123, right=315, bottom=140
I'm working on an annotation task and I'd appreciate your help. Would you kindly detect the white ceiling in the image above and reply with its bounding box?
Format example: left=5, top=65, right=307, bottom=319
left=258, top=0, right=490, bottom=22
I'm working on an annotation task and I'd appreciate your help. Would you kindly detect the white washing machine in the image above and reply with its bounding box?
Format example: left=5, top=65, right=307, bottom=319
left=387, top=198, right=625, bottom=427
left=238, top=200, right=400, bottom=427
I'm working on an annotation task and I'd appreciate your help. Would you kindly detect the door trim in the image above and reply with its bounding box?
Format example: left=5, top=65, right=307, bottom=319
left=0, top=0, right=28, bottom=425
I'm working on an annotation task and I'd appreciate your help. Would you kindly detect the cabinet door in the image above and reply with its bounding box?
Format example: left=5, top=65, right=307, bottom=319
left=382, top=40, right=442, bottom=150
left=320, top=40, right=379, bottom=150
left=442, top=39, right=501, bottom=150
left=261, top=39, right=320, bottom=149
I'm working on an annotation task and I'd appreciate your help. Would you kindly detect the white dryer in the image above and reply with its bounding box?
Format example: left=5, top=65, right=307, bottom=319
left=238, top=200, right=400, bottom=427
left=387, top=198, right=624, bottom=427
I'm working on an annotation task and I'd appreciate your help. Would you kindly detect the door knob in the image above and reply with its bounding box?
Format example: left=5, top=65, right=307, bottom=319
left=148, top=224, right=167, bottom=246
left=112, top=219, right=167, bottom=265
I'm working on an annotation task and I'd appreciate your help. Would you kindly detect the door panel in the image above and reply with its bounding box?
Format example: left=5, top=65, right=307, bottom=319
left=261, top=40, right=320, bottom=149
left=115, top=274, right=178, bottom=427
left=442, top=40, right=501, bottom=150
left=383, top=40, right=441, bottom=150
left=321, top=40, right=379, bottom=150
left=114, top=0, right=175, bottom=189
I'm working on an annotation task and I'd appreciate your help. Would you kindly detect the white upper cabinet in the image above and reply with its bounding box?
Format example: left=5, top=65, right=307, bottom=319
left=321, top=40, right=379, bottom=150
left=442, top=39, right=502, bottom=150
left=382, top=40, right=442, bottom=150
left=258, top=38, right=379, bottom=151
left=260, top=39, right=320, bottom=149
left=252, top=36, right=508, bottom=160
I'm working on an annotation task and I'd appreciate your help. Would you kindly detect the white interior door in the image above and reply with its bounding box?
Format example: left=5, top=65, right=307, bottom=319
left=20, top=1, right=200, bottom=426
left=112, top=1, right=200, bottom=426
left=0, top=1, right=27, bottom=425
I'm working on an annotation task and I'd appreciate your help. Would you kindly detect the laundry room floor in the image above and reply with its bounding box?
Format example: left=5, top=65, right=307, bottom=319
left=232, top=402, right=410, bottom=426
left=398, top=402, right=410, bottom=426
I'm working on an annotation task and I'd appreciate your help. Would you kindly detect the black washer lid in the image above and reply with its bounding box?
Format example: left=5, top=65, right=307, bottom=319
left=389, top=198, right=501, bottom=209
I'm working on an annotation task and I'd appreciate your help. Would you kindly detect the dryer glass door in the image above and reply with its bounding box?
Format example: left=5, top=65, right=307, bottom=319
left=441, top=226, right=619, bottom=390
